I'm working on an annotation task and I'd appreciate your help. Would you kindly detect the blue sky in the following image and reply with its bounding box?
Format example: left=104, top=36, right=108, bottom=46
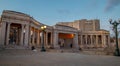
left=0, top=0, right=120, bottom=33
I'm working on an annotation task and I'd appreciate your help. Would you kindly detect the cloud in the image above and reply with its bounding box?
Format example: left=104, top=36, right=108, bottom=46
left=57, top=9, right=71, bottom=14
left=105, top=0, right=120, bottom=12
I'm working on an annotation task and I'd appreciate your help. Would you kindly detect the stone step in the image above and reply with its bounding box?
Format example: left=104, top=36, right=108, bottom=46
left=47, top=49, right=80, bottom=53
left=5, top=45, right=28, bottom=49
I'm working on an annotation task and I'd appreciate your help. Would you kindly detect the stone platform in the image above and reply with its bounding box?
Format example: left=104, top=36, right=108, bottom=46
left=0, top=49, right=120, bottom=66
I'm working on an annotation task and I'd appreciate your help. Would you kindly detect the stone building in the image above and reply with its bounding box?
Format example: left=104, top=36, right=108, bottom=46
left=0, top=10, right=110, bottom=50
left=58, top=19, right=110, bottom=49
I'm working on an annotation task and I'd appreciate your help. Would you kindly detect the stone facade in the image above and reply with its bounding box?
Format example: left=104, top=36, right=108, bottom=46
left=57, top=19, right=110, bottom=49
left=0, top=10, right=110, bottom=50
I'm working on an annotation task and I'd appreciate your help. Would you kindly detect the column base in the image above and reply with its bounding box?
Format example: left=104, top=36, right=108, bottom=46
left=0, top=45, right=5, bottom=50
left=41, top=47, right=46, bottom=52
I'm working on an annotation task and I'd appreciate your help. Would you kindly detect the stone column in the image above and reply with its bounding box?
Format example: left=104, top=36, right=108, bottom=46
left=32, top=28, right=35, bottom=46
left=50, top=32, right=53, bottom=48
left=102, top=35, right=104, bottom=47
left=40, top=31, right=43, bottom=48
left=28, top=27, right=31, bottom=47
left=100, top=35, right=102, bottom=47
left=73, top=33, right=79, bottom=49
left=80, top=35, right=84, bottom=47
left=20, top=24, right=24, bottom=45
left=6, top=22, right=11, bottom=45
left=37, top=30, right=40, bottom=47
left=40, top=31, right=42, bottom=47
left=96, top=35, right=98, bottom=48
left=24, top=25, right=29, bottom=47
left=83, top=35, right=85, bottom=47
left=86, top=35, right=88, bottom=47
left=91, top=35, right=93, bottom=47
left=80, top=35, right=83, bottom=48
left=0, top=23, right=1, bottom=31
left=0, top=22, right=7, bottom=45
left=53, top=31, right=59, bottom=49
left=102, top=35, right=105, bottom=48
left=107, top=35, right=110, bottom=47
left=45, top=32, right=48, bottom=48
left=93, top=35, right=95, bottom=47
left=0, top=22, right=2, bottom=44
left=43, top=32, right=46, bottom=48
left=104, top=35, right=107, bottom=47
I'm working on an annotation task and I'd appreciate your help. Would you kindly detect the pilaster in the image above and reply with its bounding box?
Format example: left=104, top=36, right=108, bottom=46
left=6, top=22, right=11, bottom=45
left=24, top=25, right=29, bottom=47
left=96, top=35, right=98, bottom=47
left=53, top=31, right=59, bottom=49
left=73, top=33, right=79, bottom=49
left=20, top=24, right=24, bottom=45
left=0, top=22, right=7, bottom=45
left=91, top=35, right=93, bottom=47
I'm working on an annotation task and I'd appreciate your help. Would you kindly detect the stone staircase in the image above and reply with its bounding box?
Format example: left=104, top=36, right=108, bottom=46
left=47, top=48, right=80, bottom=53
left=5, top=44, right=29, bottom=49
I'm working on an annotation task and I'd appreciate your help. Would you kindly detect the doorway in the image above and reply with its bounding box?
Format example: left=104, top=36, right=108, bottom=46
left=9, top=23, right=21, bottom=45
left=58, top=33, right=74, bottom=49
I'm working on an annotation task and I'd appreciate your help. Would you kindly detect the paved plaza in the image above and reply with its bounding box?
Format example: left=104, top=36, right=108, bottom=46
left=0, top=49, right=120, bottom=66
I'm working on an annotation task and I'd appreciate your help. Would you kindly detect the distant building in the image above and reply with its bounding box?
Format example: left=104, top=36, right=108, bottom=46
left=57, top=19, right=110, bottom=49
left=0, top=10, right=110, bottom=50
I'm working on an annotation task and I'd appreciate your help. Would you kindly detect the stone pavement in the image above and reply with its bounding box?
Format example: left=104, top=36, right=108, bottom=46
left=0, top=49, right=120, bottom=66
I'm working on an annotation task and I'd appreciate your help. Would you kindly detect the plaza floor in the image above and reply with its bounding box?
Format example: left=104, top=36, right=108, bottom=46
left=0, top=49, right=120, bottom=66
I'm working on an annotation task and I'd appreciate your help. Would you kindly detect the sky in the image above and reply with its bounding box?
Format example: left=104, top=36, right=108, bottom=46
left=0, top=0, right=120, bottom=34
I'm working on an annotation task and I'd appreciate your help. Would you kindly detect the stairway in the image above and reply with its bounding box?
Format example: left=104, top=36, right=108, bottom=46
left=5, top=44, right=28, bottom=49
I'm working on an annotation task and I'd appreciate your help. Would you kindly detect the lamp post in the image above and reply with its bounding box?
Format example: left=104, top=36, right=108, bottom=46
left=40, top=25, right=47, bottom=52
left=109, top=19, right=120, bottom=56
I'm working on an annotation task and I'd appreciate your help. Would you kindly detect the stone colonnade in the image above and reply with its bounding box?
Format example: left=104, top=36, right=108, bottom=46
left=29, top=27, right=41, bottom=47
left=0, top=10, right=54, bottom=48
left=19, top=25, right=53, bottom=48
left=0, top=21, right=54, bottom=48
left=0, top=22, right=30, bottom=47
left=0, top=10, right=110, bottom=50
left=79, top=34, right=110, bottom=48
